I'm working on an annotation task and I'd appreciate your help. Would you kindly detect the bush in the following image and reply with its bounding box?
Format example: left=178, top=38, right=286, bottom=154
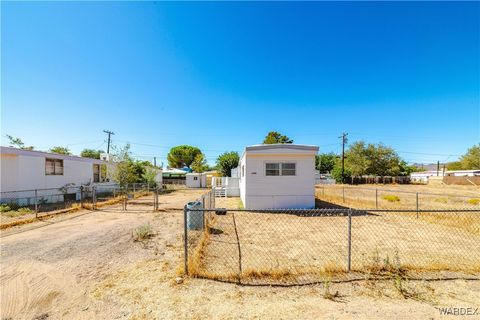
left=468, top=198, right=480, bottom=205
left=2, top=207, right=33, bottom=217
left=0, top=204, right=11, bottom=212
left=133, top=223, right=153, bottom=241
left=382, top=195, right=400, bottom=202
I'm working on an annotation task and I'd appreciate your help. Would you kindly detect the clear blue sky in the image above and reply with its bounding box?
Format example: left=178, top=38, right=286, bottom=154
left=1, top=1, right=479, bottom=166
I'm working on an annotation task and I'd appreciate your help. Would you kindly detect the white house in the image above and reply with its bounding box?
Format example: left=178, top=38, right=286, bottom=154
left=445, top=170, right=480, bottom=177
left=186, top=172, right=207, bottom=188
left=238, top=144, right=319, bottom=209
left=0, top=146, right=114, bottom=192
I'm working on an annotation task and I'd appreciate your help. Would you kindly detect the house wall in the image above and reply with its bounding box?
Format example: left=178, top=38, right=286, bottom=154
left=239, top=154, right=247, bottom=206
left=1, top=151, right=111, bottom=193
left=241, top=153, right=316, bottom=209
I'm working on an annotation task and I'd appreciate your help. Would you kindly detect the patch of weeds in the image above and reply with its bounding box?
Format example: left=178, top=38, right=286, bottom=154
left=322, top=278, right=340, bottom=301
left=434, top=197, right=448, bottom=204
left=132, top=223, right=153, bottom=242
left=0, top=204, right=11, bottom=212
left=467, top=198, right=480, bottom=205
left=382, top=195, right=400, bottom=202
left=2, top=207, right=33, bottom=217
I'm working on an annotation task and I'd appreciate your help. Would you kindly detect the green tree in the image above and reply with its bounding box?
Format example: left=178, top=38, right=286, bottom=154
left=111, top=144, right=137, bottom=187
left=141, top=166, right=158, bottom=186
left=80, top=149, right=103, bottom=159
left=315, top=153, right=337, bottom=173
left=331, top=159, right=352, bottom=182
left=167, top=145, right=202, bottom=168
left=191, top=153, right=209, bottom=173
left=459, top=143, right=480, bottom=169
left=5, top=135, right=34, bottom=150
left=342, top=141, right=404, bottom=177
left=50, top=146, right=71, bottom=155
left=263, top=131, right=293, bottom=144
left=447, top=161, right=464, bottom=170
left=216, top=151, right=240, bottom=177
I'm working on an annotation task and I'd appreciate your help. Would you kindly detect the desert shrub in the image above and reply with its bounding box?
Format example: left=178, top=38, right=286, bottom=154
left=434, top=198, right=448, bottom=204
left=0, top=204, right=11, bottom=212
left=467, top=198, right=480, bottom=205
left=133, top=223, right=153, bottom=241
left=17, top=207, right=32, bottom=213
left=382, top=195, right=400, bottom=202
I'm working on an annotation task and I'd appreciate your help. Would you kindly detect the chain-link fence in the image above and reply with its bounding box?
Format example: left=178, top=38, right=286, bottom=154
left=315, top=185, right=480, bottom=210
left=184, top=207, right=480, bottom=285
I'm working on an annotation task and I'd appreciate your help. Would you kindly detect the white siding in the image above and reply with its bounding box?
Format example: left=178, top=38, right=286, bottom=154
left=239, top=145, right=318, bottom=209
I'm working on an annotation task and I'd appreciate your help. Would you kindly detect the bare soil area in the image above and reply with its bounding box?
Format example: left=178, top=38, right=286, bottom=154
left=1, top=191, right=479, bottom=319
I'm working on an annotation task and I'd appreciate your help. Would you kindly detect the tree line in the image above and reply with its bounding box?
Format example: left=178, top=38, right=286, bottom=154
left=6, top=133, right=479, bottom=184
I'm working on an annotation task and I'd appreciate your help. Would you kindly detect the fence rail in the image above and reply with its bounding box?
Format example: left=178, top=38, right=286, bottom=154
left=184, top=207, right=480, bottom=285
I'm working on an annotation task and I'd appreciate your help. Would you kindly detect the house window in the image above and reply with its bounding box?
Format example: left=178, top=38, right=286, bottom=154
left=193, top=176, right=198, bottom=181
left=265, top=163, right=280, bottom=176
left=281, top=163, right=296, bottom=176
left=93, top=164, right=107, bottom=183
left=265, top=163, right=296, bottom=176
left=45, top=158, right=64, bottom=175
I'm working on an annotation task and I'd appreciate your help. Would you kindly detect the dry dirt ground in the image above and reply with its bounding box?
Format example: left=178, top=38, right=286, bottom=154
left=1, top=191, right=479, bottom=320
left=316, top=184, right=480, bottom=210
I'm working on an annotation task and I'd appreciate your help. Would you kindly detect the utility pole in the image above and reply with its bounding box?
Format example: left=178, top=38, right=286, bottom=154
left=442, top=164, right=446, bottom=177
left=437, top=160, right=440, bottom=176
left=103, top=130, right=115, bottom=154
left=339, top=132, right=348, bottom=183
left=154, top=157, right=157, bottom=167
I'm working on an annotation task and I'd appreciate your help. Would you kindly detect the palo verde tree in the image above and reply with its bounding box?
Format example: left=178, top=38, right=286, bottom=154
left=111, top=144, right=157, bottom=187
left=263, top=131, right=293, bottom=144
left=459, top=143, right=480, bottom=169
left=216, top=151, right=240, bottom=177
left=5, top=135, right=34, bottom=150
left=167, top=145, right=202, bottom=168
left=80, top=149, right=104, bottom=159
left=50, top=146, right=72, bottom=155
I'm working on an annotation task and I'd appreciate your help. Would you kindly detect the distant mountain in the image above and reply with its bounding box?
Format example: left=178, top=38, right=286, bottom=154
left=411, top=162, right=448, bottom=171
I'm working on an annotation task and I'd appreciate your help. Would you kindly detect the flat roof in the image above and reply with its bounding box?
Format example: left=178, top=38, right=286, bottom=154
left=0, top=146, right=108, bottom=164
left=245, top=144, right=319, bottom=152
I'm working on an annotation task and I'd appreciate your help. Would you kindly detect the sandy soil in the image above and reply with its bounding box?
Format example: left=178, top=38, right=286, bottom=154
left=1, top=190, right=479, bottom=320
left=316, top=184, right=480, bottom=210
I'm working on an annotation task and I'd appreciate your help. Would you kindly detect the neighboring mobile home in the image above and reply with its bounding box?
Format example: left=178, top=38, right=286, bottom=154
left=0, top=146, right=113, bottom=192
left=239, top=144, right=319, bottom=209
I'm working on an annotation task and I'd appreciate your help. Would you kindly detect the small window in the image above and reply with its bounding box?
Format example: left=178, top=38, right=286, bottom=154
left=193, top=176, right=198, bottom=180
left=45, top=158, right=63, bottom=175
left=265, top=163, right=280, bottom=176
left=93, top=164, right=100, bottom=182
left=94, top=164, right=107, bottom=182
left=281, top=163, right=296, bottom=176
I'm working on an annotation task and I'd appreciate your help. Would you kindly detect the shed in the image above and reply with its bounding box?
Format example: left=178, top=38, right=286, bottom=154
left=238, top=144, right=319, bottom=209
left=186, top=172, right=207, bottom=188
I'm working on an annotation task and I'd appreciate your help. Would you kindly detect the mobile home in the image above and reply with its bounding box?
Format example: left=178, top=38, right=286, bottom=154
left=238, top=144, right=319, bottom=209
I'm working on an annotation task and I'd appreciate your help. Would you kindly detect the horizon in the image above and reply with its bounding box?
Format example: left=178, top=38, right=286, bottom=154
left=1, top=1, right=479, bottom=166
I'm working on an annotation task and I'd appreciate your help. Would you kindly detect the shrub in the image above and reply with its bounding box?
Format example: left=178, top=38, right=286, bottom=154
left=2, top=207, right=33, bottom=217
left=133, top=223, right=153, bottom=241
left=0, top=204, right=11, bottom=212
left=467, top=198, right=480, bottom=205
left=382, top=195, right=400, bottom=202
left=434, top=198, right=448, bottom=204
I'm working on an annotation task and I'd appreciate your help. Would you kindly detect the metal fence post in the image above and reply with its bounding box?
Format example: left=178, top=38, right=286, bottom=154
left=93, top=186, right=97, bottom=210
left=34, top=189, right=38, bottom=218
left=347, top=208, right=352, bottom=272
left=184, top=205, right=189, bottom=276
left=375, top=189, right=378, bottom=209
left=416, top=192, right=419, bottom=219
left=80, top=186, right=84, bottom=209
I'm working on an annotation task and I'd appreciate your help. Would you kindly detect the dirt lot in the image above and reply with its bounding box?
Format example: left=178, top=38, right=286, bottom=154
left=316, top=184, right=480, bottom=210
left=1, top=190, right=480, bottom=319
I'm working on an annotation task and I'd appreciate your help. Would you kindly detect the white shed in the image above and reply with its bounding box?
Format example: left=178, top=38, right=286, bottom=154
left=238, top=144, right=319, bottom=209
left=186, top=172, right=207, bottom=188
